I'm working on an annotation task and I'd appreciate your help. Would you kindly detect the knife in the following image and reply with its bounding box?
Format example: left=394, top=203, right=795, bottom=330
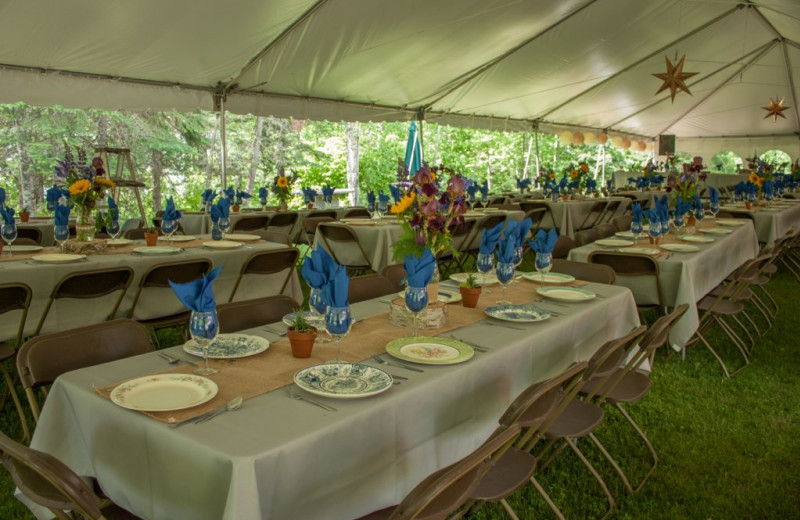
left=290, top=392, right=338, bottom=412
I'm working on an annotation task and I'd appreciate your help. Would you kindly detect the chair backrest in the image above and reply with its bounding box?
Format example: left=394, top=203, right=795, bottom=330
left=302, top=216, right=335, bottom=235
left=307, top=210, right=338, bottom=220
left=217, top=295, right=299, bottom=333
left=343, top=207, right=371, bottom=219
left=638, top=303, right=689, bottom=368
left=583, top=325, right=648, bottom=388
left=0, top=283, right=31, bottom=346
left=551, top=236, right=576, bottom=259
left=317, top=224, right=373, bottom=271
left=128, top=259, right=212, bottom=320
left=348, top=274, right=397, bottom=303
left=601, top=200, right=622, bottom=222
left=252, top=229, right=293, bottom=247
left=551, top=259, right=616, bottom=284
left=123, top=227, right=147, bottom=240
left=15, top=227, right=42, bottom=245
left=610, top=215, right=632, bottom=232
left=519, top=201, right=549, bottom=213
left=380, top=264, right=408, bottom=291
left=121, top=218, right=143, bottom=232
left=228, top=248, right=300, bottom=302
left=387, top=424, right=521, bottom=520
left=0, top=431, right=107, bottom=520
left=266, top=212, right=299, bottom=229
left=574, top=228, right=601, bottom=247
left=522, top=208, right=547, bottom=230
left=17, top=319, right=154, bottom=421
left=588, top=252, right=663, bottom=307
left=232, top=215, right=269, bottom=231
left=595, top=222, right=617, bottom=238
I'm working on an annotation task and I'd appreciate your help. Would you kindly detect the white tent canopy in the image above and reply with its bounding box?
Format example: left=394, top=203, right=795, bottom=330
left=0, top=0, right=798, bottom=159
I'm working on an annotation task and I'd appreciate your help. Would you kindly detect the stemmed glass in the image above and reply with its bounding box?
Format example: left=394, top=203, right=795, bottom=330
left=648, top=221, right=661, bottom=245
left=189, top=310, right=219, bottom=376
left=764, top=190, right=774, bottom=207
left=377, top=199, right=388, bottom=219
left=695, top=206, right=705, bottom=224
left=495, top=261, right=515, bottom=304
left=54, top=225, right=69, bottom=254
left=672, top=213, right=685, bottom=236
left=476, top=252, right=495, bottom=293
left=309, top=287, right=331, bottom=343
left=106, top=220, right=121, bottom=241
left=218, top=217, right=231, bottom=239
left=260, top=198, right=268, bottom=211
left=511, top=245, right=525, bottom=283
left=480, top=193, right=489, bottom=208
left=367, top=200, right=378, bottom=220
left=710, top=200, right=720, bottom=218
left=404, top=286, right=428, bottom=337
left=631, top=220, right=643, bottom=243
left=1, top=224, right=17, bottom=256
left=325, top=305, right=352, bottom=361
left=534, top=252, right=552, bottom=283
left=211, top=223, right=223, bottom=241
left=161, top=218, right=178, bottom=245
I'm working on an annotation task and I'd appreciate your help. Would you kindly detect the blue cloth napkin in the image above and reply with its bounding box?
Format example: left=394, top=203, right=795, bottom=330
left=585, top=178, right=597, bottom=193
left=516, top=178, right=531, bottom=191
left=236, top=190, right=251, bottom=205
left=389, top=184, right=403, bottom=203
left=404, top=248, right=435, bottom=288
left=763, top=181, right=774, bottom=197
left=46, top=184, right=63, bottom=206
left=323, top=264, right=350, bottom=308
left=498, top=233, right=516, bottom=263
left=479, top=221, right=504, bottom=254
left=258, top=186, right=268, bottom=205
left=201, top=189, right=217, bottom=205
left=54, top=203, right=70, bottom=226
left=734, top=182, right=746, bottom=199
left=631, top=202, right=643, bottom=224
left=210, top=198, right=230, bottom=224
left=322, top=185, right=335, bottom=203
left=164, top=196, right=181, bottom=221
left=0, top=206, right=14, bottom=227
left=378, top=192, right=391, bottom=205
left=709, top=187, right=719, bottom=204
left=466, top=184, right=477, bottom=202
left=107, top=196, right=119, bottom=224
left=515, top=218, right=533, bottom=248
left=302, top=187, right=318, bottom=204
left=367, top=191, right=376, bottom=207
left=224, top=187, right=235, bottom=200
left=169, top=266, right=221, bottom=312
left=529, top=228, right=558, bottom=253
left=0, top=188, right=5, bottom=207
left=558, top=177, right=569, bottom=190
left=302, top=246, right=335, bottom=289
left=480, top=180, right=489, bottom=198
left=502, top=219, right=518, bottom=242
left=644, top=209, right=661, bottom=229
left=606, top=179, right=613, bottom=191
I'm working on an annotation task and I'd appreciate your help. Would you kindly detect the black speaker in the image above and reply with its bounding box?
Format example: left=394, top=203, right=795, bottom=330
left=658, top=135, right=675, bottom=156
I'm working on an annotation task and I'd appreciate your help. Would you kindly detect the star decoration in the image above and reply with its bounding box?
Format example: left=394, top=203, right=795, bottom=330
left=652, top=55, right=697, bottom=102
left=762, top=97, right=790, bottom=122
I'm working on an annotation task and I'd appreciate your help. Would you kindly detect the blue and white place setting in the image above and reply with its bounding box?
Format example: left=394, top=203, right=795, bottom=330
left=484, top=303, right=552, bottom=323
left=293, top=363, right=393, bottom=399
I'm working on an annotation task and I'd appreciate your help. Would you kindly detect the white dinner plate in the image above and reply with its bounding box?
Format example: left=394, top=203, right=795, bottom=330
left=715, top=219, right=747, bottom=227
left=596, top=238, right=634, bottom=248
left=614, top=231, right=636, bottom=239
left=30, top=254, right=86, bottom=263
left=659, top=243, right=699, bottom=253
left=223, top=233, right=261, bottom=242
left=617, top=247, right=661, bottom=256
left=110, top=374, right=218, bottom=412
left=449, top=272, right=500, bottom=285
left=159, top=235, right=196, bottom=242
left=398, top=288, right=462, bottom=303
left=202, top=240, right=242, bottom=249
left=521, top=272, right=575, bottom=284
left=294, top=363, right=393, bottom=399
left=698, top=227, right=733, bottom=235
left=537, top=286, right=596, bottom=302
left=678, top=234, right=714, bottom=243
left=6, top=245, right=43, bottom=252
left=133, top=246, right=182, bottom=255
left=183, top=334, right=270, bottom=359
left=106, top=238, right=135, bottom=246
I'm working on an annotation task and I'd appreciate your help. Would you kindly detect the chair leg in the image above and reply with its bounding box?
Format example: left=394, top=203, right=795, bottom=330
left=529, top=475, right=568, bottom=520
left=565, top=438, right=616, bottom=519
left=588, top=431, right=634, bottom=494
left=0, top=364, right=30, bottom=444
left=694, top=329, right=732, bottom=378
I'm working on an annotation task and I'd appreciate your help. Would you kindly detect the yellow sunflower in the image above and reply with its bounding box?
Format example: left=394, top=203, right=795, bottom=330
left=276, top=176, right=289, bottom=188
left=430, top=171, right=436, bottom=182
left=748, top=173, right=762, bottom=185
left=549, top=172, right=556, bottom=179
left=94, top=177, right=116, bottom=188
left=569, top=169, right=580, bottom=179
left=579, top=163, right=589, bottom=173
left=69, top=179, right=91, bottom=195
left=391, top=192, right=416, bottom=214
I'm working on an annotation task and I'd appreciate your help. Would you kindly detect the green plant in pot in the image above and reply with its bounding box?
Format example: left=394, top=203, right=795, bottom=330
left=143, top=227, right=159, bottom=246
left=287, top=309, right=317, bottom=358
left=19, top=207, right=30, bottom=222
left=459, top=273, right=482, bottom=308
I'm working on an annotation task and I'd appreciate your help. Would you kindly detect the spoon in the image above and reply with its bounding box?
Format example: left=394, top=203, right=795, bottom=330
left=195, top=396, right=243, bottom=424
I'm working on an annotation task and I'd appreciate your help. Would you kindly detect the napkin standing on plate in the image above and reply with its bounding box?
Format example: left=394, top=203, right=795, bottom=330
left=235, top=190, right=251, bottom=206
left=258, top=186, right=268, bottom=206
left=631, top=202, right=643, bottom=224
left=709, top=187, right=719, bottom=205
left=201, top=189, right=217, bottom=206
left=302, top=246, right=335, bottom=289
left=585, top=178, right=597, bottom=193
left=466, top=184, right=477, bottom=203
left=323, top=264, right=350, bottom=308
left=46, top=184, right=62, bottom=208
left=403, top=248, right=435, bottom=288
left=481, top=180, right=489, bottom=198
left=389, top=184, right=403, bottom=204
left=0, top=206, right=15, bottom=228
left=498, top=233, right=516, bottom=264
left=528, top=228, right=558, bottom=253
left=224, top=187, right=235, bottom=201
left=322, top=185, right=335, bottom=203
left=502, top=219, right=518, bottom=242
left=367, top=191, right=376, bottom=208
left=302, top=187, right=318, bottom=205
left=480, top=221, right=504, bottom=255
left=763, top=181, right=774, bottom=197
left=169, top=266, right=221, bottom=312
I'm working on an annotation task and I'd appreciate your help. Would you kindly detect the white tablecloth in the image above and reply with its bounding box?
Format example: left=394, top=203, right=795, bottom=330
left=537, top=198, right=629, bottom=237
left=26, top=285, right=639, bottom=520
left=719, top=201, right=800, bottom=244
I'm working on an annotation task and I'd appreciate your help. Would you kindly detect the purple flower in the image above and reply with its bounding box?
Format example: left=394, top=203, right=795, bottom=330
left=419, top=200, right=440, bottom=217
left=414, top=228, right=428, bottom=246
left=448, top=175, right=466, bottom=195
left=427, top=215, right=446, bottom=232
left=413, top=168, right=433, bottom=185
left=55, top=160, right=69, bottom=178
left=421, top=183, right=438, bottom=197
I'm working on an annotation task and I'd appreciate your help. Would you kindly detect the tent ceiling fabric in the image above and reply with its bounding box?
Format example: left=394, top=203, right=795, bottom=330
left=0, top=0, right=798, bottom=145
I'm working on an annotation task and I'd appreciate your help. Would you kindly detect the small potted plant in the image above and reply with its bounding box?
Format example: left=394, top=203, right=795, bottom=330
left=459, top=273, right=482, bottom=308
left=143, top=227, right=159, bottom=246
left=19, top=207, right=30, bottom=223
left=287, top=309, right=317, bottom=358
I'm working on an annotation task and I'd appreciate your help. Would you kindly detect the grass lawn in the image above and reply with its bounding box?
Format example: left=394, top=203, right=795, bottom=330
left=0, top=267, right=798, bottom=519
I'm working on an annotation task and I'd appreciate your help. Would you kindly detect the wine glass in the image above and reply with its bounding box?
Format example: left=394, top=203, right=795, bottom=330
left=325, top=305, right=352, bottom=361
left=211, top=223, right=223, bottom=241
left=189, top=310, right=219, bottom=376
left=495, top=261, right=515, bottom=304
left=764, top=190, right=774, bottom=207
left=367, top=200, right=378, bottom=220
left=106, top=220, right=121, bottom=241
left=672, top=213, right=684, bottom=236
left=161, top=218, right=178, bottom=244
left=476, top=252, right=495, bottom=293
left=710, top=200, right=720, bottom=218
left=218, top=217, right=231, bottom=239
left=481, top=193, right=489, bottom=208
left=309, top=287, right=331, bottom=343
left=54, top=225, right=69, bottom=254
left=631, top=220, right=643, bottom=243
left=648, top=221, right=661, bottom=245
left=377, top=199, right=388, bottom=219
left=695, top=206, right=705, bottom=223
left=1, top=224, right=17, bottom=256
left=534, top=252, right=552, bottom=283
left=404, top=286, right=428, bottom=337
left=260, top=198, right=267, bottom=211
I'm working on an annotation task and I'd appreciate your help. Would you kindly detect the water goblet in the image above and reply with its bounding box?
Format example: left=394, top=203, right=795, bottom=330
left=54, top=225, right=69, bottom=254
left=765, top=191, right=774, bottom=207
left=161, top=218, right=178, bottom=245
left=695, top=207, right=705, bottom=223
left=660, top=219, right=670, bottom=237
left=218, top=217, right=231, bottom=239
left=672, top=214, right=684, bottom=236
left=648, top=223, right=661, bottom=245
left=1, top=224, right=17, bottom=256
left=404, top=286, right=428, bottom=337
left=211, top=223, right=223, bottom=241
left=190, top=310, right=219, bottom=376
left=476, top=252, right=495, bottom=293
left=710, top=201, right=720, bottom=219
left=46, top=200, right=55, bottom=213
left=325, top=305, right=352, bottom=362
left=106, top=220, right=121, bottom=241
left=631, top=220, right=643, bottom=243
left=367, top=200, right=378, bottom=220
left=260, top=198, right=267, bottom=212
left=309, top=287, right=331, bottom=344
left=495, top=261, right=515, bottom=304
left=534, top=252, right=552, bottom=283
left=481, top=194, right=489, bottom=208
left=377, top=199, right=388, bottom=219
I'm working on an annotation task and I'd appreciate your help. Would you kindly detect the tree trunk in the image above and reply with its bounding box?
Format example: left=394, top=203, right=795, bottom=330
left=13, top=121, right=39, bottom=213
left=345, top=122, right=360, bottom=205
left=152, top=150, right=164, bottom=212
left=248, top=117, right=264, bottom=194
left=204, top=117, right=219, bottom=190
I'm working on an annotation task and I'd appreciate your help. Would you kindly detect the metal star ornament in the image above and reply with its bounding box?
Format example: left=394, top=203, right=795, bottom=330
left=762, top=97, right=790, bottom=122
left=652, top=55, right=697, bottom=102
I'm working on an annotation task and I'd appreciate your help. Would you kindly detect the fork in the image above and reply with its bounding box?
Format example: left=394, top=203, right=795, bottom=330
left=372, top=355, right=424, bottom=372
left=158, top=352, right=198, bottom=367
left=446, top=334, right=488, bottom=352
left=484, top=320, right=526, bottom=331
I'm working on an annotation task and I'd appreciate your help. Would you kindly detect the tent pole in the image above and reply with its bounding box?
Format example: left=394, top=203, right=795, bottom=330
left=522, top=133, right=533, bottom=179
left=216, top=91, right=228, bottom=190
left=416, top=110, right=425, bottom=165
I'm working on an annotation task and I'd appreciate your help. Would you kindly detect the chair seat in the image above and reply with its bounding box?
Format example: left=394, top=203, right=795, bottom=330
left=470, top=447, right=536, bottom=501
left=697, top=296, right=744, bottom=314
left=710, top=285, right=753, bottom=301
left=581, top=371, right=651, bottom=404
left=763, top=264, right=777, bottom=274
left=516, top=390, right=560, bottom=430
left=545, top=399, right=603, bottom=439
left=353, top=506, right=395, bottom=520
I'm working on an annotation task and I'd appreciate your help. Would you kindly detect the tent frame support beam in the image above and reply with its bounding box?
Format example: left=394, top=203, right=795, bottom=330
left=658, top=40, right=779, bottom=135
left=536, top=4, right=744, bottom=120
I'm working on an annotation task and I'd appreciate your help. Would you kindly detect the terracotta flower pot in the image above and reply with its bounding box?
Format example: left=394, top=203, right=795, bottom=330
left=288, top=327, right=317, bottom=358
left=685, top=216, right=697, bottom=227
left=144, top=232, right=159, bottom=246
left=306, top=203, right=314, bottom=210
left=232, top=204, right=241, bottom=214
left=460, top=286, right=482, bottom=308
left=561, top=195, right=569, bottom=201
left=19, top=211, right=30, bottom=223
left=745, top=201, right=752, bottom=210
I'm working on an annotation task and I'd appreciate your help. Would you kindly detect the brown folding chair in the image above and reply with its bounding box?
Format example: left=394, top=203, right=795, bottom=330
left=343, top=207, right=371, bottom=219
left=123, top=228, right=150, bottom=240
left=551, top=236, right=576, bottom=260
left=598, top=199, right=622, bottom=224
left=216, top=295, right=299, bottom=333
left=252, top=229, right=293, bottom=247
left=0, top=283, right=32, bottom=443
left=33, top=267, right=135, bottom=336
left=232, top=215, right=269, bottom=231
left=300, top=216, right=336, bottom=247
left=353, top=424, right=521, bottom=520
left=551, top=259, right=616, bottom=285
left=610, top=215, right=632, bottom=232
left=317, top=224, right=375, bottom=276
left=574, top=228, right=601, bottom=247
left=522, top=208, right=547, bottom=233
left=265, top=211, right=299, bottom=237
left=15, top=227, right=43, bottom=245
left=595, top=222, right=617, bottom=239
left=348, top=275, right=397, bottom=303
left=577, top=201, right=607, bottom=231
left=461, top=215, right=508, bottom=266
left=437, top=219, right=476, bottom=275
left=228, top=247, right=300, bottom=302
left=17, top=319, right=153, bottom=423
left=380, top=264, right=407, bottom=292
left=588, top=251, right=665, bottom=318
left=0, top=429, right=143, bottom=519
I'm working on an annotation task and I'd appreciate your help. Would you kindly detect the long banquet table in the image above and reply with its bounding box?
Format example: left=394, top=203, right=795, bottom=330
left=717, top=199, right=800, bottom=244
left=26, top=280, right=639, bottom=520
left=536, top=197, right=630, bottom=238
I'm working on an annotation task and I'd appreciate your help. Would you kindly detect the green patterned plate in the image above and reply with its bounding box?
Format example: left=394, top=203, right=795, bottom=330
left=385, top=336, right=474, bottom=365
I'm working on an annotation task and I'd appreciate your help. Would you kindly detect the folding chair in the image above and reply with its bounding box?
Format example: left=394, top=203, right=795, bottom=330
left=588, top=252, right=665, bottom=318
left=265, top=211, right=299, bottom=239
left=33, top=267, right=135, bottom=336
left=551, top=259, right=616, bottom=285
left=0, top=283, right=32, bottom=443
left=17, top=319, right=153, bottom=423
left=380, top=264, right=407, bottom=292
left=343, top=207, right=371, bottom=219
left=460, top=215, right=508, bottom=267
left=0, top=429, right=143, bottom=519
left=595, top=222, right=617, bottom=239
left=14, top=227, right=43, bottom=245
left=519, top=202, right=557, bottom=234
left=436, top=219, right=476, bottom=275
left=574, top=228, right=602, bottom=247
left=552, top=236, right=576, bottom=260
left=348, top=275, right=397, bottom=303
left=217, top=295, right=299, bottom=333
left=232, top=215, right=269, bottom=231
left=317, top=224, right=375, bottom=276
left=598, top=199, right=622, bottom=224
left=228, top=247, right=300, bottom=302
left=252, top=229, right=293, bottom=247
left=610, top=215, right=632, bottom=232
left=577, top=201, right=607, bottom=231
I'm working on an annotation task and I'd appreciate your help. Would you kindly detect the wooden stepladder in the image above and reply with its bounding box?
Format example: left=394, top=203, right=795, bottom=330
left=94, top=147, right=147, bottom=226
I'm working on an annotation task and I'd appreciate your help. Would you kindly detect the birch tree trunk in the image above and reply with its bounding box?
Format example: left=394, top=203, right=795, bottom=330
left=152, top=150, right=164, bottom=213
left=345, top=122, right=360, bottom=206
left=13, top=120, right=39, bottom=213
left=248, top=117, right=264, bottom=194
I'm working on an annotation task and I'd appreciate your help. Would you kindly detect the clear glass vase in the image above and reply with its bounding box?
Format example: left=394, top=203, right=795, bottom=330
left=75, top=210, right=95, bottom=242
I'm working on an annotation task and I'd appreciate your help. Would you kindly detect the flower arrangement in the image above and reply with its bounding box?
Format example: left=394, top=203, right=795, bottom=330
left=54, top=145, right=115, bottom=240
left=272, top=168, right=297, bottom=208
left=561, top=162, right=589, bottom=193
left=390, top=165, right=468, bottom=260
left=791, top=160, right=800, bottom=182
left=667, top=156, right=706, bottom=203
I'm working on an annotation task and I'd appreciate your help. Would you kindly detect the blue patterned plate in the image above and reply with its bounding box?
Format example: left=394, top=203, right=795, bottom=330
left=294, top=363, right=393, bottom=399
left=484, top=304, right=551, bottom=322
left=183, top=334, right=269, bottom=359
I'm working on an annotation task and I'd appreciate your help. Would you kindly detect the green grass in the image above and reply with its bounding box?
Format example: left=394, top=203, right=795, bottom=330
left=1, top=267, right=798, bottom=519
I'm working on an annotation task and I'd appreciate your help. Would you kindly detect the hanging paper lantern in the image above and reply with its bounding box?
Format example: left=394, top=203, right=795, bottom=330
left=610, top=136, right=623, bottom=148
left=645, top=141, right=654, bottom=152
left=596, top=132, right=608, bottom=144
left=559, top=131, right=573, bottom=144
left=622, top=138, right=632, bottom=149
left=584, top=133, right=597, bottom=145
left=636, top=141, right=647, bottom=151
left=572, top=132, right=585, bottom=145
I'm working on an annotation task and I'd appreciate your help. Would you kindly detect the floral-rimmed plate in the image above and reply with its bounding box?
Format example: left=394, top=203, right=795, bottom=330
left=537, top=286, right=596, bottom=302
left=484, top=304, right=551, bottom=323
left=294, top=363, right=393, bottom=399
left=202, top=240, right=243, bottom=249
left=449, top=272, right=500, bottom=285
left=385, top=336, right=474, bottom=365
left=521, top=272, right=575, bottom=284
left=698, top=227, right=733, bottom=235
left=30, top=254, right=86, bottom=264
left=110, top=374, right=218, bottom=412
left=183, top=334, right=269, bottom=359
left=398, top=288, right=462, bottom=303
left=659, top=243, right=699, bottom=253
left=6, top=245, right=43, bottom=252
left=224, top=233, right=261, bottom=242
left=617, top=247, right=661, bottom=256
left=596, top=238, right=634, bottom=248
left=715, top=219, right=747, bottom=227
left=133, top=246, right=182, bottom=255
left=678, top=234, right=714, bottom=243
left=159, top=235, right=196, bottom=242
